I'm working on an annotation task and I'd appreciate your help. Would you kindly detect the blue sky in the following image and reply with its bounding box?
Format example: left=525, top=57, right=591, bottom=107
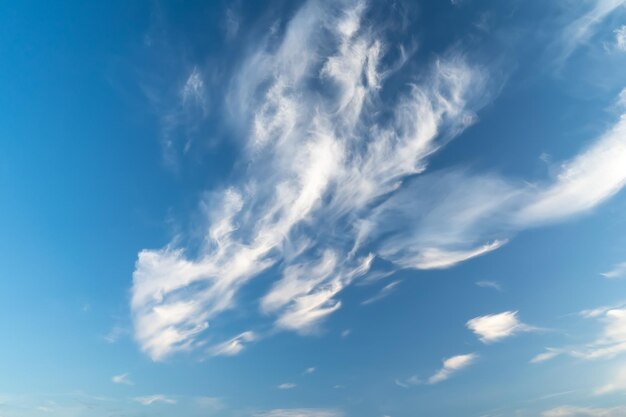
left=1, top=1, right=626, bottom=416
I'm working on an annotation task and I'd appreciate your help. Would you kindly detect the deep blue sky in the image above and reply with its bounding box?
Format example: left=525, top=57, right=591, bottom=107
left=1, top=1, right=626, bottom=417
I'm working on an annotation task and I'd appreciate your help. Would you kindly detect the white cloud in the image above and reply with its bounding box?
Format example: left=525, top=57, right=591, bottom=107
left=571, top=308, right=626, bottom=360
left=394, top=375, right=421, bottom=388
left=111, top=373, right=133, bottom=385
left=103, top=325, right=126, bottom=344
left=362, top=280, right=402, bottom=305
left=530, top=348, right=563, bottom=364
left=534, top=307, right=626, bottom=362
left=303, top=367, right=316, bottom=375
left=131, top=0, right=494, bottom=359
left=467, top=311, right=535, bottom=343
left=595, top=363, right=626, bottom=395
left=133, top=395, right=177, bottom=406
left=475, top=280, right=503, bottom=291
left=181, top=67, right=207, bottom=111
left=555, top=0, right=626, bottom=63
left=277, top=383, right=297, bottom=390
left=580, top=305, right=619, bottom=318
left=365, top=171, right=518, bottom=271
left=254, top=409, right=343, bottom=417
left=601, top=262, right=626, bottom=279
left=428, top=353, right=477, bottom=384
left=195, top=396, right=223, bottom=409
left=515, top=115, right=626, bottom=225
left=619, top=88, right=626, bottom=108
left=615, top=25, right=626, bottom=51
left=131, top=0, right=626, bottom=360
left=543, top=406, right=626, bottom=417
left=209, top=331, right=256, bottom=357
left=411, top=240, right=507, bottom=270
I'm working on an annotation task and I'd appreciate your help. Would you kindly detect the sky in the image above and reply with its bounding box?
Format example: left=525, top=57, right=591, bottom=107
left=1, top=1, right=626, bottom=416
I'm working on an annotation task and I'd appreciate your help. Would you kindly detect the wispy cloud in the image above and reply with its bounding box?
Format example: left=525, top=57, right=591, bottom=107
left=601, top=262, right=626, bottom=279
left=131, top=0, right=626, bottom=361
left=475, top=280, right=503, bottom=291
left=103, top=325, right=126, bottom=344
left=533, top=307, right=626, bottom=362
left=394, top=375, right=421, bottom=388
left=428, top=353, right=478, bottom=384
left=277, top=383, right=297, bottom=390
left=595, top=363, right=626, bottom=395
left=254, top=409, right=343, bottom=417
left=615, top=25, right=626, bottom=50
left=208, top=331, right=256, bottom=357
left=571, top=308, right=626, bottom=360
left=530, top=348, right=563, bottom=364
left=361, top=280, right=402, bottom=305
left=181, top=67, right=207, bottom=112
left=467, top=311, right=535, bottom=343
left=111, top=372, right=133, bottom=385
left=133, top=395, right=177, bottom=406
left=554, top=0, right=626, bottom=64
left=543, top=405, right=626, bottom=417
left=224, top=6, right=240, bottom=40
left=514, top=114, right=626, bottom=225
left=131, top=0, right=492, bottom=360
left=303, top=367, right=316, bottom=375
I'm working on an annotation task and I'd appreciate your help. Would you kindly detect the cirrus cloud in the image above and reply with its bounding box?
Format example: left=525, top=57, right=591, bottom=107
left=131, top=0, right=626, bottom=361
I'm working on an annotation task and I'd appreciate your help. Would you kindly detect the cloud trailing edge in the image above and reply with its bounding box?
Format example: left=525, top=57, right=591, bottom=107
left=131, top=0, right=626, bottom=361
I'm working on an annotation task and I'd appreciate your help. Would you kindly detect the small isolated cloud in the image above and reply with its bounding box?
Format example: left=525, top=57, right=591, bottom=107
left=133, top=395, right=176, bottom=406
left=103, top=325, right=126, bottom=344
left=543, top=406, right=626, bottom=417
left=195, top=396, right=222, bottom=409
left=303, top=367, right=316, bottom=375
left=362, top=280, right=402, bottom=305
left=37, top=405, right=54, bottom=412
left=467, top=311, right=535, bottom=343
left=475, top=280, right=502, bottom=291
left=615, top=25, right=626, bottom=51
left=277, top=383, right=297, bottom=390
left=601, top=262, right=626, bottom=279
left=209, top=331, right=256, bottom=357
left=394, top=375, right=421, bottom=388
left=111, top=372, right=133, bottom=385
left=428, top=353, right=477, bottom=384
left=254, top=409, right=343, bottom=417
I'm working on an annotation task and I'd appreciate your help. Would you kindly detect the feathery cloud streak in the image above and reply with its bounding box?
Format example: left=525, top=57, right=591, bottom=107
left=543, top=406, right=626, bottom=417
left=533, top=307, right=626, bottom=362
left=428, top=353, right=477, bottom=384
left=131, top=0, right=489, bottom=360
left=131, top=0, right=626, bottom=361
